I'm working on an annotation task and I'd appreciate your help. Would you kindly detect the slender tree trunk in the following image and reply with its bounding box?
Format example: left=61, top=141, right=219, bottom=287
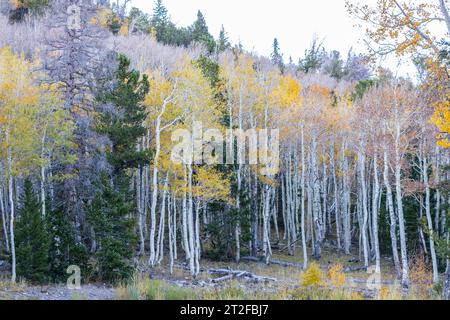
left=358, top=146, right=369, bottom=268
left=156, top=173, right=169, bottom=265
left=148, top=121, right=161, bottom=266
left=342, top=143, right=352, bottom=254
left=372, top=153, right=381, bottom=273
left=301, top=128, right=308, bottom=269
left=0, top=182, right=9, bottom=253
left=8, top=146, right=16, bottom=283
left=422, top=155, right=439, bottom=283
left=383, top=150, right=401, bottom=278
left=394, top=124, right=409, bottom=289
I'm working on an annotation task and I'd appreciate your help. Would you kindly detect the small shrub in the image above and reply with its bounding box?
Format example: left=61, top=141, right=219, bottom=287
left=302, top=262, right=324, bottom=287
left=409, top=255, right=433, bottom=299
left=328, top=264, right=346, bottom=287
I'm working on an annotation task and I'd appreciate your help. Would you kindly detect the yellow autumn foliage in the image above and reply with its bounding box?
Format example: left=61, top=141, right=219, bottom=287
left=302, top=262, right=324, bottom=287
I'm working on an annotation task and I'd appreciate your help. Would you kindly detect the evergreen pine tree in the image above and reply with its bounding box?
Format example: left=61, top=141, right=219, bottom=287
left=152, top=0, right=169, bottom=25
left=92, top=53, right=149, bottom=282
left=47, top=203, right=89, bottom=282
left=88, top=173, right=136, bottom=282
left=97, top=54, right=150, bottom=176
left=217, top=25, right=231, bottom=52
left=15, top=179, right=49, bottom=283
left=151, top=0, right=170, bottom=42
left=190, top=10, right=215, bottom=52
left=271, top=38, right=285, bottom=74
left=298, top=38, right=324, bottom=74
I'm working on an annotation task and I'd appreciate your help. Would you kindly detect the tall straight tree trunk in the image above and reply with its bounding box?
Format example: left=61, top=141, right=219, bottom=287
left=331, top=144, right=341, bottom=250
left=422, top=155, right=439, bottom=283
left=182, top=180, right=190, bottom=261
left=263, top=185, right=272, bottom=264
left=40, top=131, right=47, bottom=218
left=372, top=153, right=381, bottom=273
left=156, top=173, right=169, bottom=265
left=394, top=124, right=409, bottom=289
left=383, top=150, right=401, bottom=278
left=342, top=143, right=352, bottom=254
left=0, top=182, right=9, bottom=253
left=300, top=127, right=308, bottom=269
left=168, top=193, right=174, bottom=274
left=148, top=121, right=161, bottom=266
left=7, top=146, right=16, bottom=283
left=311, top=139, right=324, bottom=259
left=358, top=146, right=369, bottom=268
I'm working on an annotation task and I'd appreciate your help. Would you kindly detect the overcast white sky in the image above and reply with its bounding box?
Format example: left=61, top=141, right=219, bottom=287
left=131, top=0, right=417, bottom=78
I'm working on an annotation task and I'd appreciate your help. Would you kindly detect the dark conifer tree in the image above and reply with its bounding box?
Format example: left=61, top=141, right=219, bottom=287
left=91, top=53, right=149, bottom=282
left=190, top=10, right=215, bottom=52
left=217, top=25, right=231, bottom=52
left=271, top=38, right=285, bottom=74
left=15, top=179, right=49, bottom=283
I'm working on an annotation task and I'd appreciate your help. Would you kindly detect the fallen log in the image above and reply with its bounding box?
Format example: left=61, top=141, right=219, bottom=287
left=343, top=266, right=368, bottom=273
left=207, top=267, right=277, bottom=283
left=241, top=256, right=303, bottom=268
left=174, top=263, right=277, bottom=283
left=211, top=274, right=234, bottom=283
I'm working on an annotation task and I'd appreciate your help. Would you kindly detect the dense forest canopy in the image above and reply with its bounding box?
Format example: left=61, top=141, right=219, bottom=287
left=0, top=0, right=449, bottom=300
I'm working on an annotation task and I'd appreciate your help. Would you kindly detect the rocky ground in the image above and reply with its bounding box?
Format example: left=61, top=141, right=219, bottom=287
left=0, top=283, right=116, bottom=300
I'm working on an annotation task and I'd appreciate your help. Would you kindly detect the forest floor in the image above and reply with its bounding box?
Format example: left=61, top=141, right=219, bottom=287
left=0, top=246, right=437, bottom=300
left=130, top=247, right=401, bottom=300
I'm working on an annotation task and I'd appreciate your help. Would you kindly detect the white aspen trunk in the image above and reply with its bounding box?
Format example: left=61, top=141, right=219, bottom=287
left=383, top=150, right=401, bottom=278
left=300, top=128, right=307, bottom=269
left=372, top=153, right=381, bottom=273
left=263, top=185, right=272, bottom=264
left=234, top=85, right=247, bottom=263
left=148, top=121, right=161, bottom=266
left=311, top=139, right=324, bottom=259
left=187, top=163, right=196, bottom=276
left=148, top=88, right=175, bottom=266
left=40, top=130, right=47, bottom=218
left=7, top=146, right=16, bottom=283
left=418, top=197, right=428, bottom=255
left=281, top=173, right=288, bottom=244
left=168, top=193, right=174, bottom=274
left=182, top=169, right=190, bottom=261
left=194, top=201, right=201, bottom=276
left=48, top=166, right=54, bottom=206
left=287, top=158, right=296, bottom=255
left=358, top=146, right=369, bottom=268
left=331, top=144, right=341, bottom=250
left=434, top=148, right=442, bottom=235
left=293, top=149, right=300, bottom=236
left=322, top=162, right=329, bottom=235
left=0, top=182, right=9, bottom=253
left=172, top=192, right=178, bottom=260
left=342, top=144, right=352, bottom=254
left=422, top=155, right=439, bottom=283
left=156, top=173, right=169, bottom=265
left=394, top=124, right=409, bottom=289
